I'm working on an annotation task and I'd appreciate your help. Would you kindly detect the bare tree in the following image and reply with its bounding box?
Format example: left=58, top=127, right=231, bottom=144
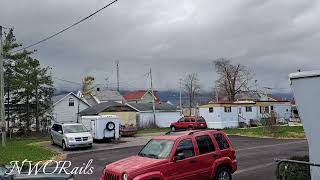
left=184, top=73, right=200, bottom=115
left=214, top=58, right=253, bottom=101
left=81, top=75, right=95, bottom=96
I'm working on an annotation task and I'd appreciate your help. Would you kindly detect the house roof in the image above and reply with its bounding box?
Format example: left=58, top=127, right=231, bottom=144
left=128, top=102, right=178, bottom=112
left=52, top=92, right=89, bottom=106
left=124, top=90, right=160, bottom=102
left=80, top=101, right=136, bottom=116
left=91, top=89, right=124, bottom=102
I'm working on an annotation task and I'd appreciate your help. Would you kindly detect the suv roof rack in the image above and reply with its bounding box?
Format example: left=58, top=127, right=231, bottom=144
left=165, top=128, right=221, bottom=135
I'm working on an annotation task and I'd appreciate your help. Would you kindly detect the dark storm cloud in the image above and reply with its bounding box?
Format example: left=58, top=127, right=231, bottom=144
left=1, top=0, right=320, bottom=92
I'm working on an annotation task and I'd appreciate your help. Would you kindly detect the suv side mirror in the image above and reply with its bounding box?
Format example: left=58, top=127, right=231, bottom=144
left=58, top=130, right=63, bottom=134
left=173, top=153, right=185, bottom=161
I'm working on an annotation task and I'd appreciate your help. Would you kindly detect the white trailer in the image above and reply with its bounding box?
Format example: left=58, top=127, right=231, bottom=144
left=290, top=70, right=320, bottom=180
left=81, top=115, right=121, bottom=140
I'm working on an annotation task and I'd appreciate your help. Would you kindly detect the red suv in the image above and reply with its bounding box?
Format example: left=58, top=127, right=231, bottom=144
left=100, top=129, right=237, bottom=180
left=170, top=116, right=207, bottom=131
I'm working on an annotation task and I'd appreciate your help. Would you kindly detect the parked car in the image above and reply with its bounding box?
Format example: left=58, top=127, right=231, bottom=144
left=0, top=165, right=75, bottom=179
left=50, top=123, right=93, bottom=151
left=100, top=129, right=237, bottom=180
left=170, top=116, right=207, bottom=131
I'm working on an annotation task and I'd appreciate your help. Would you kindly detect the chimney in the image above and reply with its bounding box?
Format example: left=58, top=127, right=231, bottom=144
left=97, top=87, right=100, bottom=91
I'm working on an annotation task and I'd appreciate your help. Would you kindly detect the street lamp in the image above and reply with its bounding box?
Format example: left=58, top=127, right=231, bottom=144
left=5, top=61, right=15, bottom=135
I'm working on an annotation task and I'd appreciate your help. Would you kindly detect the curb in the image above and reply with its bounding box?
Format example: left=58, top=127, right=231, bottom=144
left=227, top=134, right=306, bottom=140
left=65, top=143, right=145, bottom=157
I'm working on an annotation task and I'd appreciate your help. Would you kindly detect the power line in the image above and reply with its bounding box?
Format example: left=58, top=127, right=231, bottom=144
left=11, top=0, right=119, bottom=53
left=53, top=77, right=82, bottom=85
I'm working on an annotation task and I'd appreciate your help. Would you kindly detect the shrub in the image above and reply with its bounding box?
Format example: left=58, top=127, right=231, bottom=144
left=277, top=155, right=310, bottom=180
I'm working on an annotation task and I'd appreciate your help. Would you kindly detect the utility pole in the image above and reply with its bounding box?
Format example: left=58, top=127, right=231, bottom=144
left=35, top=75, right=39, bottom=132
left=149, top=68, right=156, bottom=127
left=0, top=26, right=6, bottom=146
left=179, top=78, right=182, bottom=115
left=116, top=60, right=119, bottom=92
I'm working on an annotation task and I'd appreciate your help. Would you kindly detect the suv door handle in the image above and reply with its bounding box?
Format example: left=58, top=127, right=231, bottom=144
left=190, top=160, right=197, bottom=164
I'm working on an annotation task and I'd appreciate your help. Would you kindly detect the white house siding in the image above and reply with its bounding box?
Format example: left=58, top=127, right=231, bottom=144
left=239, top=106, right=259, bottom=123
left=53, top=94, right=89, bottom=123
left=138, top=111, right=182, bottom=128
left=272, top=103, right=291, bottom=120
left=200, top=107, right=239, bottom=129
left=200, top=102, right=291, bottom=129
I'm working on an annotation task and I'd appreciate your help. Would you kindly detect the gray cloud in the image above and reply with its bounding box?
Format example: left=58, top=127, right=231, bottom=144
left=1, top=0, right=320, bottom=92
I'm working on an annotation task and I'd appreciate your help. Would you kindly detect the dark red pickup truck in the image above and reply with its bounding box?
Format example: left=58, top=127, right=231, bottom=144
left=170, top=116, right=207, bottom=131
left=100, top=129, right=237, bottom=180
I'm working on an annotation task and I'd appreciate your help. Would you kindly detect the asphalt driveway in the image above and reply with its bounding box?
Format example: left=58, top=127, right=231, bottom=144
left=67, top=136, right=308, bottom=180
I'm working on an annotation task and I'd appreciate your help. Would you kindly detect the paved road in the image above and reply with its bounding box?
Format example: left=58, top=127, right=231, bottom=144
left=67, top=136, right=308, bottom=180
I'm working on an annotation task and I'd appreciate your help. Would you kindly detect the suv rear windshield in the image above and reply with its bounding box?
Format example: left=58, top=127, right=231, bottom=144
left=139, top=139, right=175, bottom=159
left=63, top=124, right=88, bottom=133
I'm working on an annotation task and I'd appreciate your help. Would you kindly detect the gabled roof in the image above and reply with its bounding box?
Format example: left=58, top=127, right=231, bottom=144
left=79, top=101, right=137, bottom=116
left=52, top=92, right=90, bottom=106
left=128, top=102, right=178, bottom=112
left=91, top=89, right=124, bottom=102
left=124, top=90, right=160, bottom=102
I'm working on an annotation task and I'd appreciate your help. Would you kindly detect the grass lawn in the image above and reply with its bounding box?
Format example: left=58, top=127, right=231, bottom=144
left=137, top=127, right=171, bottom=135
left=223, top=126, right=305, bottom=139
left=0, top=137, right=58, bottom=165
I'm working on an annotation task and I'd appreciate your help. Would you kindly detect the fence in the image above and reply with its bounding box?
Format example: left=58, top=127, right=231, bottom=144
left=276, top=158, right=320, bottom=180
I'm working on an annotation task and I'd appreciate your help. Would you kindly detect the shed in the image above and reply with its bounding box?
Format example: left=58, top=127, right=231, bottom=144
left=128, top=102, right=182, bottom=128
left=79, top=101, right=138, bottom=126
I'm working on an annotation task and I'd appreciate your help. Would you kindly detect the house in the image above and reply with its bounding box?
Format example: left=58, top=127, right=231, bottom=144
left=79, top=88, right=124, bottom=106
left=124, top=90, right=160, bottom=103
left=52, top=92, right=90, bottom=123
left=79, top=101, right=138, bottom=126
left=128, top=102, right=182, bottom=128
left=199, top=99, right=291, bottom=129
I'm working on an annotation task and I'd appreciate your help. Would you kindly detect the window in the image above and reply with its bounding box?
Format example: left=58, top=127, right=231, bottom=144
left=271, top=106, right=274, bottom=111
left=224, top=106, right=231, bottom=113
left=178, top=117, right=184, bottom=123
left=138, top=139, right=174, bottom=159
left=260, top=106, right=269, bottom=113
left=190, top=118, right=195, bottom=122
left=265, top=106, right=269, bottom=113
left=197, top=117, right=206, bottom=122
left=53, top=124, right=62, bottom=133
left=245, top=106, right=252, bottom=112
left=209, top=107, right=214, bottom=113
left=69, top=98, right=74, bottom=106
left=175, top=139, right=195, bottom=158
left=184, top=118, right=190, bottom=122
left=214, top=133, right=230, bottom=150
left=196, top=135, right=215, bottom=154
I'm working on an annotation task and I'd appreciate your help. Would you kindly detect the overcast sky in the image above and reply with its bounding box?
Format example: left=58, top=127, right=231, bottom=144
left=1, top=0, right=320, bottom=93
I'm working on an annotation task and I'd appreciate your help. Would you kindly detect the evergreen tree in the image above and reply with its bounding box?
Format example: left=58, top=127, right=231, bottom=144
left=3, top=29, right=54, bottom=132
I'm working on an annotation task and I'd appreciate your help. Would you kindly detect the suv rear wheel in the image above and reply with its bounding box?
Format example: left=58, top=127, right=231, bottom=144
left=215, top=167, right=232, bottom=180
